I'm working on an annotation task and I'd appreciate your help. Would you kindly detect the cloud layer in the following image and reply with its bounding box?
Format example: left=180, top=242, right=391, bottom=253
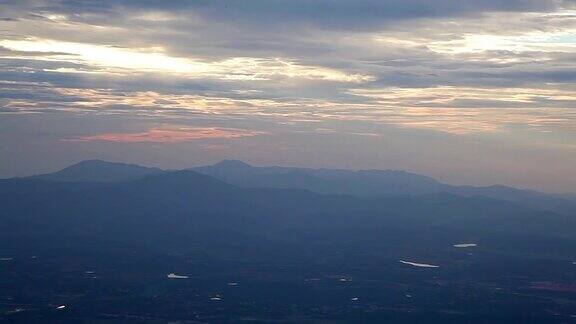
left=70, top=126, right=264, bottom=143
left=0, top=0, right=575, bottom=191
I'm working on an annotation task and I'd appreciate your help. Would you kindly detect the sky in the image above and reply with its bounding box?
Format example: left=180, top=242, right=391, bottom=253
left=0, top=0, right=575, bottom=192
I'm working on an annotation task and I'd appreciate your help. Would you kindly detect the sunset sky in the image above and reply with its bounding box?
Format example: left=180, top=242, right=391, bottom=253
left=1, top=0, right=575, bottom=192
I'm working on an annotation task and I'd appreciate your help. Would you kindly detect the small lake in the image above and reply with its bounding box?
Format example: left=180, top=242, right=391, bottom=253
left=399, top=260, right=439, bottom=268
left=453, top=243, right=478, bottom=248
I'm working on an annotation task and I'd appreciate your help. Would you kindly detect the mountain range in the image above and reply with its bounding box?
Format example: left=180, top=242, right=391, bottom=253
left=2, top=159, right=576, bottom=242
left=7, top=158, right=574, bottom=215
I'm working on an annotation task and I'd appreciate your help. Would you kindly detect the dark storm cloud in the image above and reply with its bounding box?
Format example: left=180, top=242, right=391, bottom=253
left=46, top=0, right=562, bottom=24
left=5, top=0, right=570, bottom=36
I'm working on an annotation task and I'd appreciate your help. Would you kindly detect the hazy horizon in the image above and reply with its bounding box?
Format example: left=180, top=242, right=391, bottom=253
left=5, top=157, right=575, bottom=195
left=1, top=0, right=575, bottom=192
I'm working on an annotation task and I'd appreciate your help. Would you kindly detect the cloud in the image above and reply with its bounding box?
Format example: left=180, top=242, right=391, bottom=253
left=2, top=83, right=574, bottom=138
left=20, top=0, right=566, bottom=30
left=0, top=0, right=575, bottom=191
left=0, top=39, right=371, bottom=82
left=68, top=125, right=265, bottom=143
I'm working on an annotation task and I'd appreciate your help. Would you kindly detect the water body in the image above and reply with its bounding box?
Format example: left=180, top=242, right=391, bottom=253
left=453, top=243, right=478, bottom=248
left=399, top=260, right=439, bottom=268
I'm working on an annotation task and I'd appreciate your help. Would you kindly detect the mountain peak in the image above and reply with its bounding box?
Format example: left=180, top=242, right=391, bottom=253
left=70, top=159, right=127, bottom=168
left=31, top=159, right=163, bottom=183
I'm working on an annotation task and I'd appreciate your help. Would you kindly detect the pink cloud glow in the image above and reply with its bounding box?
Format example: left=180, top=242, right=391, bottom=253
left=70, top=126, right=265, bottom=143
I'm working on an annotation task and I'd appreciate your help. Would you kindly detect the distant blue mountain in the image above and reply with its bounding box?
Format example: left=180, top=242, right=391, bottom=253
left=2, top=166, right=575, bottom=240
left=192, top=159, right=446, bottom=196
left=192, top=160, right=576, bottom=216
left=4, top=159, right=575, bottom=216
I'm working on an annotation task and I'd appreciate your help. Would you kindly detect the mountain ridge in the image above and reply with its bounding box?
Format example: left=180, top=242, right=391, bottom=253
left=4, top=159, right=575, bottom=216
left=16, top=159, right=164, bottom=183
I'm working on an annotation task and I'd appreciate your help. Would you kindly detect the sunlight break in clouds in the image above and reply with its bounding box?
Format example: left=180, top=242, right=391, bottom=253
left=0, top=39, right=371, bottom=82
left=69, top=126, right=265, bottom=143
left=429, top=31, right=576, bottom=55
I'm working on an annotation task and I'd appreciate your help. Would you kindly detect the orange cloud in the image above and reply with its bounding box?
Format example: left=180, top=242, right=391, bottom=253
left=70, top=126, right=265, bottom=143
